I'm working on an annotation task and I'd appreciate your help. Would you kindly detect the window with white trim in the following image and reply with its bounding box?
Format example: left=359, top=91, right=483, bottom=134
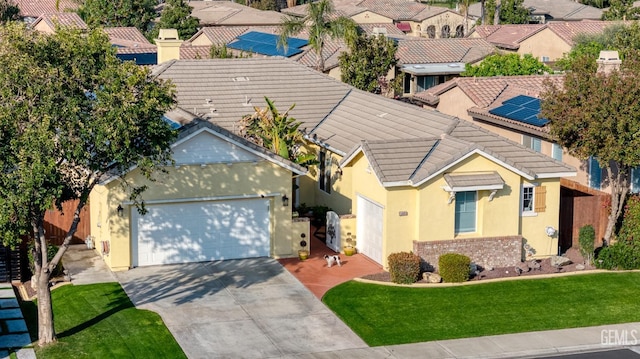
left=454, top=191, right=476, bottom=233
left=522, top=186, right=534, bottom=213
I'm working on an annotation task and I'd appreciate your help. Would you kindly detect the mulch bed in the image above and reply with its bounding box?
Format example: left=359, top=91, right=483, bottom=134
left=361, top=248, right=594, bottom=284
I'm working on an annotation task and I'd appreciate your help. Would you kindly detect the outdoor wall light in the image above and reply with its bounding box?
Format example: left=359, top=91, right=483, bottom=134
left=117, top=204, right=124, bottom=217
left=545, top=226, right=557, bottom=237
left=282, top=194, right=289, bottom=207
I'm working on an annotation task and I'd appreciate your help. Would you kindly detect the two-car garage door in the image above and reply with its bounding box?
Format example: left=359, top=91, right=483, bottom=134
left=132, top=198, right=270, bottom=267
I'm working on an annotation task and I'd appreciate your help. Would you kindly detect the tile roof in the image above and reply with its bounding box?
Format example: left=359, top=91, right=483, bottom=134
left=355, top=0, right=437, bottom=20
left=396, top=38, right=496, bottom=65
left=30, top=12, right=87, bottom=30
left=444, top=171, right=504, bottom=189
left=472, top=21, right=612, bottom=49
left=415, top=75, right=565, bottom=138
left=189, top=0, right=286, bottom=26
left=180, top=45, right=213, bottom=60
left=357, top=23, right=406, bottom=36
left=152, top=58, right=574, bottom=181
left=104, top=27, right=154, bottom=48
left=293, top=39, right=346, bottom=71
left=15, top=0, right=79, bottom=18
left=468, top=0, right=602, bottom=21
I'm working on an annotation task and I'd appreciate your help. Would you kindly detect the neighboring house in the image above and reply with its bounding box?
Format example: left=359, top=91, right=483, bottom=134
left=29, top=12, right=87, bottom=34
left=468, top=0, right=603, bottom=24
left=396, top=37, right=497, bottom=95
left=105, top=27, right=158, bottom=65
left=412, top=73, right=615, bottom=249
left=189, top=0, right=286, bottom=26
left=90, top=108, right=308, bottom=271
left=282, top=0, right=471, bottom=38
left=91, top=57, right=576, bottom=272
left=469, top=21, right=612, bottom=62
left=15, top=0, right=79, bottom=23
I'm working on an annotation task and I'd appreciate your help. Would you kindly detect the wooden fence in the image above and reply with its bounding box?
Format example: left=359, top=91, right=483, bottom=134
left=43, top=199, right=91, bottom=245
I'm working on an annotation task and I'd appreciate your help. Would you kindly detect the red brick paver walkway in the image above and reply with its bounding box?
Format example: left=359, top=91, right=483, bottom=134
left=278, top=226, right=384, bottom=299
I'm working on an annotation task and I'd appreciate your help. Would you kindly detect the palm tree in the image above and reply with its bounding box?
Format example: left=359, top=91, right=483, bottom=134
left=279, top=0, right=357, bottom=71
left=239, top=97, right=316, bottom=166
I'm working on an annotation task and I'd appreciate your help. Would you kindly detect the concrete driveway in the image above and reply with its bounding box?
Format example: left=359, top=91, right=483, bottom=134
left=115, top=258, right=368, bottom=359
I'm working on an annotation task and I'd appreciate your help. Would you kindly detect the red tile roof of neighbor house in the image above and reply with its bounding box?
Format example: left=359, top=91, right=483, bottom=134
left=104, top=27, right=153, bottom=48
left=15, top=0, right=79, bottom=17
left=472, top=21, right=614, bottom=50
left=180, top=45, right=213, bottom=60
left=414, top=75, right=566, bottom=137
left=30, top=12, right=87, bottom=30
left=396, top=38, right=496, bottom=65
left=415, top=74, right=564, bottom=107
left=356, top=0, right=445, bottom=20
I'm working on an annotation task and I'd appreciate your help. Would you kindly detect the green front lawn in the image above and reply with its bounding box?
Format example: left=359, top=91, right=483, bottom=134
left=323, top=272, right=640, bottom=346
left=21, top=283, right=186, bottom=359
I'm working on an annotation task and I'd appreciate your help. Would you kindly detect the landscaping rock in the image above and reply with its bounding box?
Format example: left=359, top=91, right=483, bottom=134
left=575, top=263, right=586, bottom=270
left=422, top=272, right=442, bottom=283
left=515, top=262, right=530, bottom=275
left=550, top=256, right=572, bottom=267
left=528, top=260, right=541, bottom=271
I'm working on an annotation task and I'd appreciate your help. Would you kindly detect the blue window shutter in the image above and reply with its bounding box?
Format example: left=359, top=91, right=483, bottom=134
left=552, top=143, right=563, bottom=161
left=589, top=157, right=602, bottom=189
left=532, top=138, right=542, bottom=153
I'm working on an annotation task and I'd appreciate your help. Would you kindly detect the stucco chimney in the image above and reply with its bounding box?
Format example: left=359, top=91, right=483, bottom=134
left=596, top=50, right=621, bottom=74
left=155, top=29, right=183, bottom=64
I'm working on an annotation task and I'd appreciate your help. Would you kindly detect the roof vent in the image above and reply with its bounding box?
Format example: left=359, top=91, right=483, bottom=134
left=372, top=27, right=387, bottom=35
left=232, top=76, right=250, bottom=82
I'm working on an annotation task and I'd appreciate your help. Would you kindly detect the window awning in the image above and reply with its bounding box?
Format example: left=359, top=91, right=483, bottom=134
left=443, top=172, right=505, bottom=192
left=396, top=22, right=411, bottom=32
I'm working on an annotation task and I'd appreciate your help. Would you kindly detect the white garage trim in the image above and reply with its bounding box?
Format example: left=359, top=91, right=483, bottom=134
left=131, top=198, right=271, bottom=267
left=356, top=195, right=384, bottom=265
left=123, top=193, right=282, bottom=206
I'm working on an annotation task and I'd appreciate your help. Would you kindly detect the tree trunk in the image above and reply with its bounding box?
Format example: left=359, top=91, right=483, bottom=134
left=603, top=165, right=630, bottom=244
left=36, top=270, right=55, bottom=345
left=316, top=47, right=325, bottom=72
left=494, top=0, right=501, bottom=25
left=480, top=0, right=486, bottom=24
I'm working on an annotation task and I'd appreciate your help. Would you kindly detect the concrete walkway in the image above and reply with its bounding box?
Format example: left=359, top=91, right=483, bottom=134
left=64, top=245, right=640, bottom=359
left=0, top=283, right=35, bottom=359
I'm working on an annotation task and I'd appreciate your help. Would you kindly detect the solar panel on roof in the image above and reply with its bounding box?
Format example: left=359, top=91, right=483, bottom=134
left=228, top=39, right=304, bottom=57
left=162, top=116, right=182, bottom=130
left=237, top=31, right=308, bottom=49
left=489, top=95, right=548, bottom=127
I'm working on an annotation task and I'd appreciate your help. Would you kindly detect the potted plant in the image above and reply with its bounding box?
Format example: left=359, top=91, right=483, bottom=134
left=343, top=232, right=356, bottom=256
left=298, top=233, right=309, bottom=260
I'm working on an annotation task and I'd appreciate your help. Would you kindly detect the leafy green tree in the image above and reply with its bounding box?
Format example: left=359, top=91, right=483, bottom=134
left=209, top=43, right=251, bottom=59
left=483, top=0, right=528, bottom=24
left=339, top=34, right=398, bottom=94
left=0, top=23, right=176, bottom=345
left=500, top=0, right=529, bottom=24
left=602, top=0, right=640, bottom=20
left=0, top=0, right=18, bottom=23
left=540, top=50, right=640, bottom=245
left=279, top=0, right=358, bottom=71
left=556, top=23, right=640, bottom=70
left=147, top=0, right=200, bottom=41
left=239, top=97, right=316, bottom=166
left=78, top=0, right=157, bottom=33
left=461, top=53, right=550, bottom=76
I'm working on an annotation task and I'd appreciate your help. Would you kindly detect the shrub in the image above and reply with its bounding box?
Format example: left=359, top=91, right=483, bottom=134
left=28, top=243, right=64, bottom=277
left=619, top=195, right=640, bottom=242
left=387, top=251, right=421, bottom=284
left=596, top=240, right=640, bottom=270
left=439, top=253, right=471, bottom=283
left=578, top=224, right=595, bottom=264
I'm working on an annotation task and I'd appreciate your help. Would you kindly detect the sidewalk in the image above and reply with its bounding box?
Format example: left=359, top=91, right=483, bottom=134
left=0, top=283, right=34, bottom=359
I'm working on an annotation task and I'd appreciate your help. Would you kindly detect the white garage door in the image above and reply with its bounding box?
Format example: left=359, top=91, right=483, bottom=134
left=132, top=198, right=270, bottom=266
left=356, top=195, right=383, bottom=264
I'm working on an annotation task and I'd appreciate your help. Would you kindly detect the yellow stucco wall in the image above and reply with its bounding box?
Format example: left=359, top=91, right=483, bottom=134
left=189, top=33, right=213, bottom=46
left=351, top=11, right=393, bottom=24
left=416, top=12, right=466, bottom=38
left=518, top=28, right=571, bottom=61
left=435, top=87, right=476, bottom=120
left=90, top=161, right=295, bottom=271
left=338, top=151, right=563, bottom=267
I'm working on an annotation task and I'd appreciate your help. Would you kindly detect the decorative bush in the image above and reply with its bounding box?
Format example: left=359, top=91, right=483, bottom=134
left=578, top=225, right=595, bottom=264
left=597, top=195, right=640, bottom=270
left=387, top=251, right=421, bottom=284
left=28, top=243, right=64, bottom=277
left=439, top=253, right=471, bottom=283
